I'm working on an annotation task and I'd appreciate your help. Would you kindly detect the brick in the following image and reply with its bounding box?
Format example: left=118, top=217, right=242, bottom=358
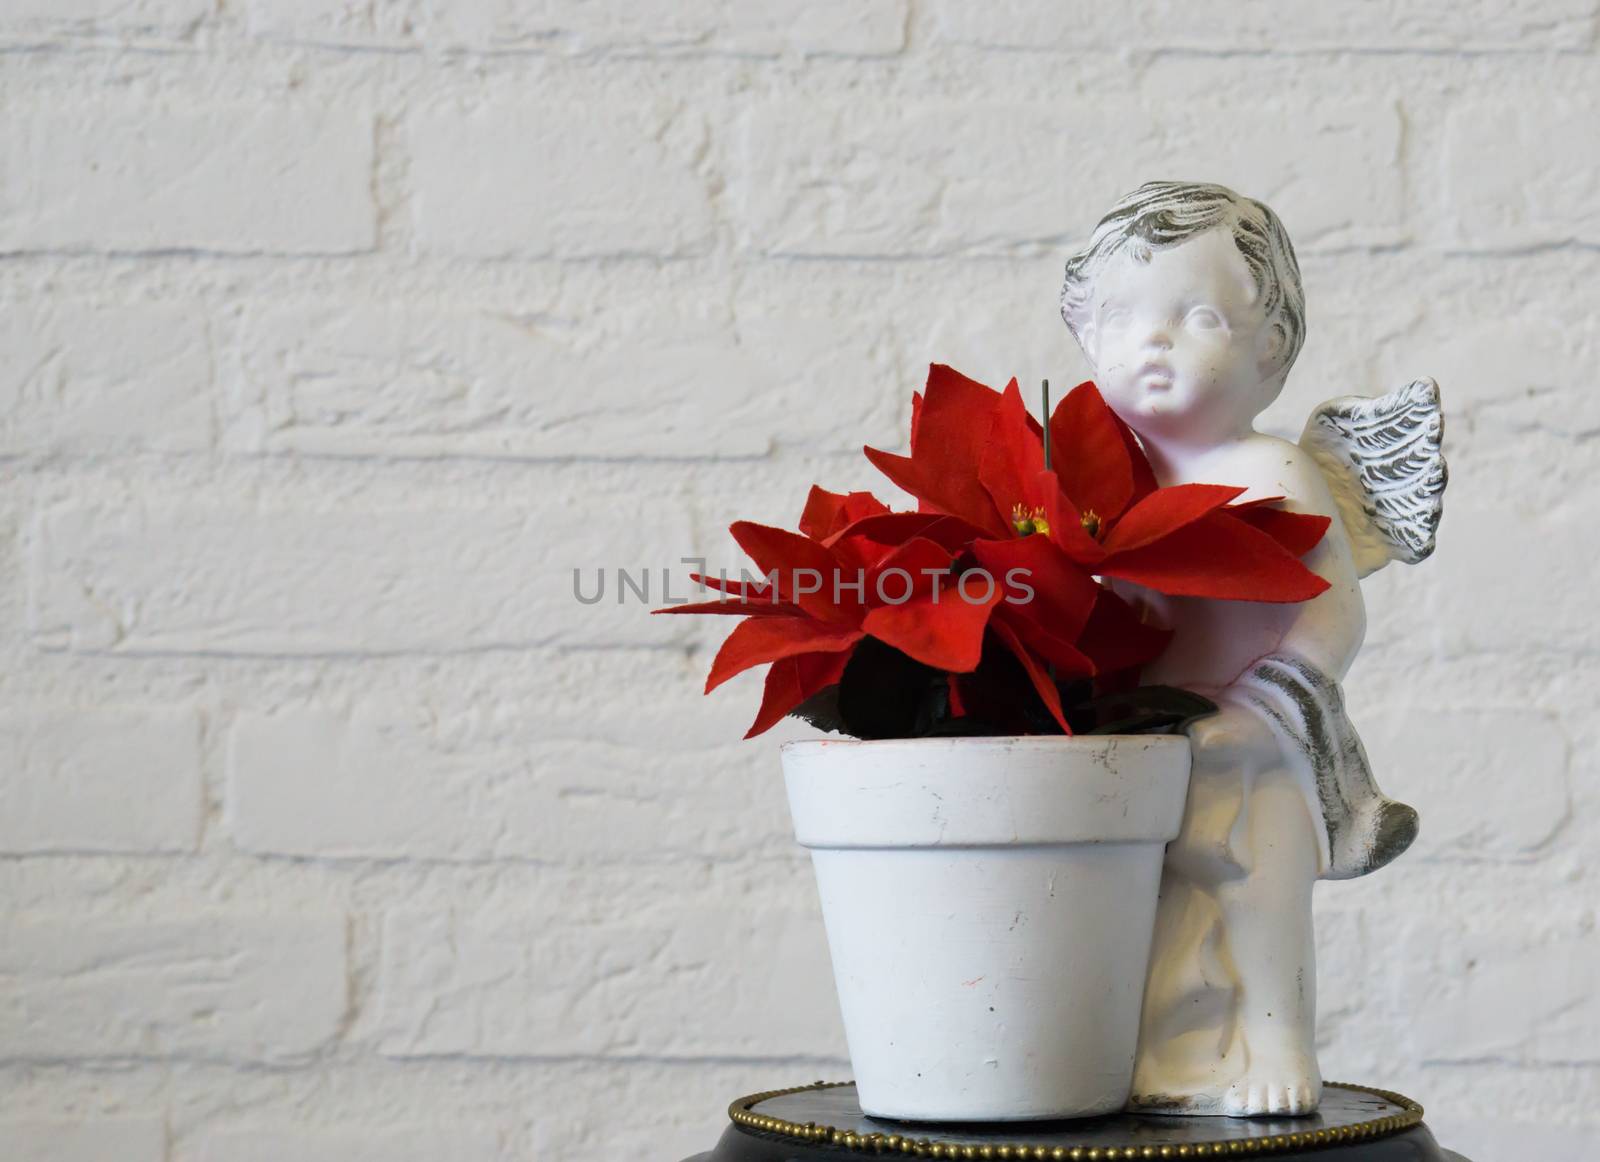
left=28, top=497, right=697, bottom=654
left=376, top=903, right=842, bottom=1058
left=0, top=706, right=204, bottom=855
left=927, top=0, right=1596, bottom=51
left=0, top=303, right=212, bottom=455
left=1358, top=708, right=1569, bottom=859
left=240, top=0, right=906, bottom=53
left=1311, top=909, right=1373, bottom=1049
left=0, top=1118, right=165, bottom=1162
left=738, top=99, right=1401, bottom=257
left=1255, top=296, right=1422, bottom=440
left=1426, top=502, right=1597, bottom=657
left=1440, top=102, right=1600, bottom=249
left=1373, top=312, right=1594, bottom=432
left=896, top=274, right=1096, bottom=405
left=530, top=1061, right=804, bottom=1160
left=233, top=298, right=899, bottom=458
left=418, top=0, right=907, bottom=55
left=0, top=106, right=375, bottom=254
left=1405, top=918, right=1600, bottom=1064
left=1318, top=895, right=1430, bottom=1081
left=0, top=913, right=347, bottom=1062
left=188, top=1124, right=504, bottom=1162
left=0, top=0, right=208, bottom=42
left=242, top=0, right=413, bottom=47
left=225, top=701, right=788, bottom=861
left=409, top=103, right=713, bottom=258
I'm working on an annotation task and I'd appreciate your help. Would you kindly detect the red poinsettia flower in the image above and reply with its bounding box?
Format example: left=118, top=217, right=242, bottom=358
left=861, top=368, right=1329, bottom=728
left=657, top=491, right=1001, bottom=738
left=869, top=367, right=1331, bottom=605
left=853, top=373, right=1096, bottom=727
left=658, top=364, right=1334, bottom=739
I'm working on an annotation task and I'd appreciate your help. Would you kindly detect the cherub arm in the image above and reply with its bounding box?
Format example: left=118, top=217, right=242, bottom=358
left=1194, top=377, right=1445, bottom=880
left=1186, top=449, right=1365, bottom=773
left=1260, top=450, right=1366, bottom=683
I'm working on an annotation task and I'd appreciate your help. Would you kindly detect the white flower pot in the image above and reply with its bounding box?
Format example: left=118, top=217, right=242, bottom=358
left=783, top=735, right=1191, bottom=1122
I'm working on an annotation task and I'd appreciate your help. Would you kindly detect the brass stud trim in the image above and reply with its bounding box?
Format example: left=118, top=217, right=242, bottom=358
left=727, top=1081, right=1424, bottom=1158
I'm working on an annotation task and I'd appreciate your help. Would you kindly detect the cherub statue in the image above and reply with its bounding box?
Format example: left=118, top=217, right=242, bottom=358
left=1059, top=182, right=1447, bottom=1117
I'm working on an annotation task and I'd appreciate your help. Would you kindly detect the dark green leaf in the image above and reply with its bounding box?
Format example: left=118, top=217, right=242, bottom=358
left=789, top=684, right=846, bottom=735
left=833, top=637, right=942, bottom=740
left=1082, top=685, right=1218, bottom=736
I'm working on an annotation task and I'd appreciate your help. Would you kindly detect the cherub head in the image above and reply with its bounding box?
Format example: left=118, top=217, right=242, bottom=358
left=1060, top=181, right=1305, bottom=445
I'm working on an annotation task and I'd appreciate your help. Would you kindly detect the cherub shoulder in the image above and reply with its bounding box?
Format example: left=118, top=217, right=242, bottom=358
left=1217, top=434, right=1340, bottom=518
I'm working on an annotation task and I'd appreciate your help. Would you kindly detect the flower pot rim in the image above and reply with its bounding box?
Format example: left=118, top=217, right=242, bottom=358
left=783, top=733, right=1193, bottom=848
left=780, top=733, right=1190, bottom=755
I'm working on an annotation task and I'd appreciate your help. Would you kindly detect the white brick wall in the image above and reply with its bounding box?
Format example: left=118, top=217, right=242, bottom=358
left=0, top=707, right=203, bottom=854
left=0, top=304, right=213, bottom=454
left=0, top=913, right=348, bottom=1061
left=0, top=1119, right=167, bottom=1162
left=0, top=105, right=376, bottom=254
left=1, top=4, right=1597, bottom=1160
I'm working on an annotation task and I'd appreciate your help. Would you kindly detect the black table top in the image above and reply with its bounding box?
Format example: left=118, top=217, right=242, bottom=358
left=683, top=1081, right=1472, bottom=1161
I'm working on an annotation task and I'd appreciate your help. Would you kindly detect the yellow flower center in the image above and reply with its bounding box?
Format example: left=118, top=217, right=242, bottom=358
left=1080, top=508, right=1101, bottom=538
left=1011, top=503, right=1051, bottom=537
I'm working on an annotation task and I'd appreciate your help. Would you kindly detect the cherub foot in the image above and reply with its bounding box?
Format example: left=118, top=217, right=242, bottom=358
left=1127, top=1086, right=1228, bottom=1116
left=1128, top=1044, right=1322, bottom=1117
left=1127, top=1060, right=1231, bottom=1116
left=1221, top=1073, right=1321, bottom=1117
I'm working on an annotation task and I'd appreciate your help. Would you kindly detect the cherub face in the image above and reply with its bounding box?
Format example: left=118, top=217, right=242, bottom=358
left=1082, top=227, right=1285, bottom=444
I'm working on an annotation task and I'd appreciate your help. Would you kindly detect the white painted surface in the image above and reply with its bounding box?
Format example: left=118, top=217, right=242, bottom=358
left=0, top=3, right=1597, bottom=1158
left=786, top=736, right=1190, bottom=1120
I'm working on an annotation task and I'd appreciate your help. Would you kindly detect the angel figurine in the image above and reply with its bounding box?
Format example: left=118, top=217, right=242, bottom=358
left=1058, top=182, right=1447, bottom=1117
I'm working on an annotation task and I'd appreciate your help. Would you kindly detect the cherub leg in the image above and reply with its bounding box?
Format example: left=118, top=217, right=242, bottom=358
left=1216, top=760, right=1322, bottom=1116
left=1128, top=753, right=1250, bottom=1114
left=1127, top=862, right=1242, bottom=1112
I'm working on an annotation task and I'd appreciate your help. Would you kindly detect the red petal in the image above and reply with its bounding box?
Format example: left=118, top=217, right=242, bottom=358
left=969, top=534, right=1101, bottom=644
left=860, top=581, right=1002, bottom=673
left=744, top=648, right=854, bottom=739
left=992, top=603, right=1097, bottom=678
left=731, top=520, right=835, bottom=577
left=1076, top=589, right=1172, bottom=678
left=826, top=534, right=884, bottom=575
left=866, top=536, right=956, bottom=605
left=924, top=362, right=996, bottom=410
left=1099, top=510, right=1333, bottom=602
left=653, top=598, right=796, bottom=616
left=798, top=486, right=891, bottom=542
left=1049, top=381, right=1135, bottom=522
left=1108, top=405, right=1159, bottom=504
left=672, top=573, right=800, bottom=613
left=1225, top=495, right=1286, bottom=509
left=1225, top=501, right=1332, bottom=558
left=865, top=446, right=1010, bottom=538
left=729, top=521, right=854, bottom=623
left=947, top=674, right=967, bottom=717
left=989, top=618, right=1071, bottom=733
left=977, top=378, right=1045, bottom=521
left=823, top=511, right=992, bottom=556
left=1038, top=471, right=1107, bottom=565
left=688, top=572, right=770, bottom=598
left=864, top=364, right=1011, bottom=536
left=1100, top=483, right=1246, bottom=555
left=705, top=617, right=864, bottom=693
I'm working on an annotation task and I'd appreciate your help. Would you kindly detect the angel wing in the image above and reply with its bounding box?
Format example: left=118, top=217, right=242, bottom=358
left=1300, top=377, right=1447, bottom=579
